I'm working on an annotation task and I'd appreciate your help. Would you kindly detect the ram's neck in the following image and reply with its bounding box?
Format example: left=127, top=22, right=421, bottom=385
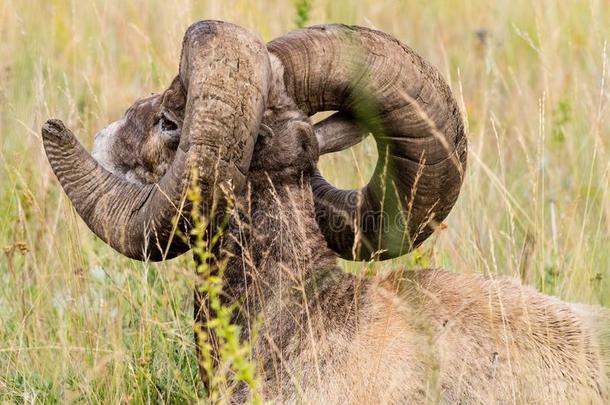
left=194, top=171, right=360, bottom=397
left=222, top=174, right=337, bottom=311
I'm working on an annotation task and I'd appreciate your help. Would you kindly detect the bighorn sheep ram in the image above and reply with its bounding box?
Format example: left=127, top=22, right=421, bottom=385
left=42, top=21, right=609, bottom=403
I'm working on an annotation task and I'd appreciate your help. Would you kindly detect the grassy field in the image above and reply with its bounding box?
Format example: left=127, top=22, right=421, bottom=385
left=1, top=0, right=609, bottom=402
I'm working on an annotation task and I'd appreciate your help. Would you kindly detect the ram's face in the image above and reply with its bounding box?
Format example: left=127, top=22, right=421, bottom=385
left=92, top=77, right=186, bottom=184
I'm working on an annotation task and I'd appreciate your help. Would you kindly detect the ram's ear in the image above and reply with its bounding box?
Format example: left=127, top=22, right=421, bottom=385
left=258, top=123, right=274, bottom=140
left=161, top=76, right=186, bottom=112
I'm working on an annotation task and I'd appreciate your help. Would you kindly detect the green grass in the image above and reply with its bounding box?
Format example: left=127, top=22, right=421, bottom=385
left=1, top=0, right=609, bottom=402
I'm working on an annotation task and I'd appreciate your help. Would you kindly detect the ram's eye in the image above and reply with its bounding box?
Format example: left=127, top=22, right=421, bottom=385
left=160, top=116, right=178, bottom=132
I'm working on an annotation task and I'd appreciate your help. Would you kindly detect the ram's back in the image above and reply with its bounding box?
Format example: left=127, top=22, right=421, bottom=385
left=571, top=302, right=610, bottom=392
left=359, top=269, right=610, bottom=404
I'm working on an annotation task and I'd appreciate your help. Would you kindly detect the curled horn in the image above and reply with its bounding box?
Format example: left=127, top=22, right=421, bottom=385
left=268, top=25, right=467, bottom=260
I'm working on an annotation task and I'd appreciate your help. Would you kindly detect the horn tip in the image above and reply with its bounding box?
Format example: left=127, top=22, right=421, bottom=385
left=41, top=119, right=74, bottom=145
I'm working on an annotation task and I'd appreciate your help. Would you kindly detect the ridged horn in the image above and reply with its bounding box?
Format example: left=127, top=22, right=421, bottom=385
left=268, top=25, right=467, bottom=260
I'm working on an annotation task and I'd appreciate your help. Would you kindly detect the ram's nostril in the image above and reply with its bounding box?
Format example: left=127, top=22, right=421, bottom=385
left=160, top=117, right=178, bottom=132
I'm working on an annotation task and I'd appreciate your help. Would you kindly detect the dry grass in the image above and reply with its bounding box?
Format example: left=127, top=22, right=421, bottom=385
left=0, top=0, right=608, bottom=402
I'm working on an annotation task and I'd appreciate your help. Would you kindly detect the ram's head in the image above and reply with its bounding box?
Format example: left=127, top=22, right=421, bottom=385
left=42, top=21, right=467, bottom=262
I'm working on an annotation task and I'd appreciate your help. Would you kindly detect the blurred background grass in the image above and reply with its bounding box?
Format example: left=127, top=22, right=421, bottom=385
left=0, top=0, right=608, bottom=402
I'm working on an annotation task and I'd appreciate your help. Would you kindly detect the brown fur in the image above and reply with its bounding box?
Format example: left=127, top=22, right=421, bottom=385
left=215, top=146, right=609, bottom=403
